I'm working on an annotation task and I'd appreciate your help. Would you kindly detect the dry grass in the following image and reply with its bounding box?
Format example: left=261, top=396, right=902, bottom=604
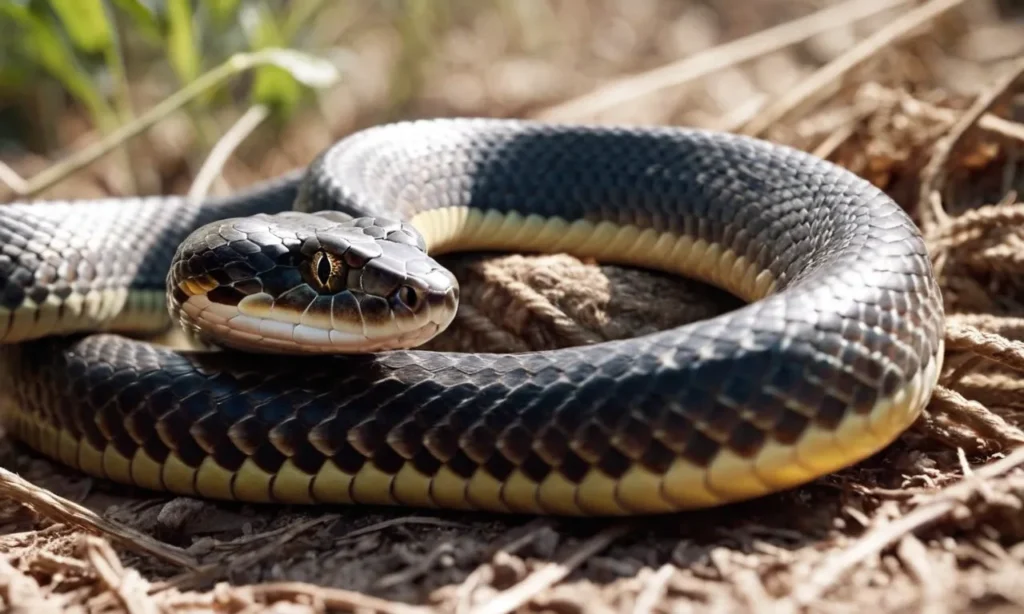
left=5, top=0, right=1024, bottom=612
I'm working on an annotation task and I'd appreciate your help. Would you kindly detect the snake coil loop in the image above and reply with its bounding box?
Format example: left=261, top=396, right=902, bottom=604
left=0, top=119, right=944, bottom=516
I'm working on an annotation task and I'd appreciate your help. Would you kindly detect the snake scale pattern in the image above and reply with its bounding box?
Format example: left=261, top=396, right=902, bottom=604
left=0, top=119, right=945, bottom=516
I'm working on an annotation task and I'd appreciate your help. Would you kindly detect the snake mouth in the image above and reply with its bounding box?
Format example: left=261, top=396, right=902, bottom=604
left=173, top=284, right=458, bottom=354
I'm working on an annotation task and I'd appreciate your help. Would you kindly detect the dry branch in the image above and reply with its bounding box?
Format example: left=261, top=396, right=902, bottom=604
left=188, top=104, right=272, bottom=199
left=534, top=0, right=912, bottom=122
left=918, top=58, right=1024, bottom=233
left=0, top=467, right=196, bottom=569
left=469, top=524, right=633, bottom=614
left=227, top=581, right=431, bottom=614
left=792, top=445, right=1024, bottom=605
left=946, top=324, right=1024, bottom=375
left=742, top=0, right=970, bottom=137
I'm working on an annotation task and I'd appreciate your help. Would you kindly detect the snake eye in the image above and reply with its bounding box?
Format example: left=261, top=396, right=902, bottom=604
left=397, top=285, right=419, bottom=309
left=306, top=251, right=344, bottom=293
left=315, top=253, right=332, bottom=286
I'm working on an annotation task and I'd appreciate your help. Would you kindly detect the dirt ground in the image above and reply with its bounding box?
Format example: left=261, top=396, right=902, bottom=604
left=4, top=1, right=1024, bottom=612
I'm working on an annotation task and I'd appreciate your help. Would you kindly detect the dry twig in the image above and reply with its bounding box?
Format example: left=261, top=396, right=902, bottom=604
left=926, top=386, right=1024, bottom=451
left=0, top=467, right=195, bottom=569
left=0, top=50, right=337, bottom=200
left=188, top=104, right=272, bottom=199
left=224, top=581, right=431, bottom=614
left=632, top=564, right=677, bottom=614
left=0, top=556, right=61, bottom=614
left=469, top=524, right=633, bottom=614
left=742, top=0, right=969, bottom=137
left=84, top=537, right=161, bottom=614
left=791, top=444, right=1024, bottom=605
left=946, top=324, right=1024, bottom=375
left=918, top=58, right=1024, bottom=233
left=534, top=0, right=912, bottom=122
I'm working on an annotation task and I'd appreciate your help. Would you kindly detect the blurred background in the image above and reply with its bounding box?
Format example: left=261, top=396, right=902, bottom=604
left=1, top=0, right=1021, bottom=203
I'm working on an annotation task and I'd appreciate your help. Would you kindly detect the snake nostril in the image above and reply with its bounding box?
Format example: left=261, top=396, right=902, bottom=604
left=397, top=285, right=419, bottom=310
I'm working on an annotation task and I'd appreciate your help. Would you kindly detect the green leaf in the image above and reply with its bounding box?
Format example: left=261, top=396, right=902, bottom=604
left=47, top=0, right=112, bottom=54
left=252, top=68, right=300, bottom=114
left=255, top=48, right=340, bottom=89
left=241, top=4, right=301, bottom=115
left=251, top=49, right=341, bottom=116
left=108, top=0, right=164, bottom=41
left=166, top=0, right=199, bottom=83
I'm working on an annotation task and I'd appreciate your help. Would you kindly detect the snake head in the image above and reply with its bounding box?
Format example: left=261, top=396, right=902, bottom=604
left=168, top=211, right=459, bottom=354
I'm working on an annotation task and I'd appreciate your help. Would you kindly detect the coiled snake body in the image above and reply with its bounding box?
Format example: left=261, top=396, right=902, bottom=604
left=0, top=119, right=945, bottom=516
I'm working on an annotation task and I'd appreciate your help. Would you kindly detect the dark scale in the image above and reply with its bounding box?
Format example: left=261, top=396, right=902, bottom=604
left=122, top=397, right=157, bottom=442
left=828, top=367, right=867, bottom=404
left=610, top=414, right=655, bottom=461
left=680, top=429, right=721, bottom=468
left=157, top=408, right=209, bottom=468
left=346, top=418, right=388, bottom=457
left=225, top=414, right=267, bottom=456
left=423, top=423, right=462, bottom=463
left=410, top=447, right=443, bottom=477
left=532, top=424, right=570, bottom=466
left=569, top=421, right=613, bottom=463
left=139, top=430, right=172, bottom=464
left=192, top=412, right=247, bottom=471
left=289, top=440, right=330, bottom=475
left=595, top=447, right=633, bottom=479
left=371, top=445, right=407, bottom=475
left=638, top=439, right=676, bottom=474
left=771, top=410, right=811, bottom=446
left=445, top=449, right=480, bottom=479
left=250, top=442, right=288, bottom=474
left=556, top=450, right=591, bottom=484
left=482, top=452, right=515, bottom=482
left=814, top=394, right=851, bottom=430
left=96, top=400, right=134, bottom=454
left=267, top=416, right=318, bottom=459
left=460, top=421, right=499, bottom=464
left=494, top=422, right=536, bottom=464
left=517, top=452, right=553, bottom=483
left=330, top=441, right=369, bottom=475
left=725, top=420, right=767, bottom=459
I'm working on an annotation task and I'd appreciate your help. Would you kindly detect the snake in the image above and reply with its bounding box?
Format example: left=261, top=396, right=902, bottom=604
left=0, top=118, right=945, bottom=516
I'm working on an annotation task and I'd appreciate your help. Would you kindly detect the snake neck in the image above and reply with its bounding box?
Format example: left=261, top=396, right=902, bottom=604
left=0, top=173, right=304, bottom=344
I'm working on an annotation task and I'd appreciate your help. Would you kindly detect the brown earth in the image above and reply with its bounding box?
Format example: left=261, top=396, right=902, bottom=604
left=4, top=1, right=1024, bottom=612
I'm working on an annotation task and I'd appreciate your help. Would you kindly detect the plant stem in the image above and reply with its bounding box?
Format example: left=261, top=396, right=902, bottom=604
left=16, top=50, right=303, bottom=197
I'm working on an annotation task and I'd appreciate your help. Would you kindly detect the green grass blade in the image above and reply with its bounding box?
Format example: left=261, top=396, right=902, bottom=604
left=0, top=3, right=115, bottom=130
left=241, top=3, right=302, bottom=116
left=107, top=0, right=164, bottom=42
left=166, top=0, right=199, bottom=83
left=47, top=0, right=112, bottom=54
left=208, top=0, right=242, bottom=26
